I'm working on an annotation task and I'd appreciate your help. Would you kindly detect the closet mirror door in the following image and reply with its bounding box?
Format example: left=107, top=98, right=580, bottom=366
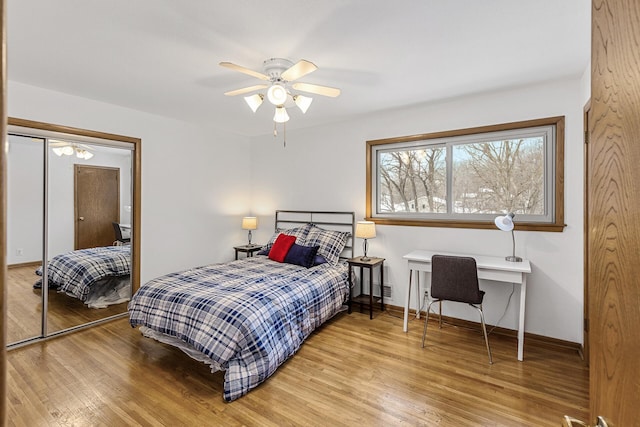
left=46, top=141, right=133, bottom=334
left=6, top=134, right=45, bottom=345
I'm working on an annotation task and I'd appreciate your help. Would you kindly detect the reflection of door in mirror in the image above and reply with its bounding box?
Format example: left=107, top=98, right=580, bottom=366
left=6, top=134, right=45, bottom=344
left=6, top=118, right=141, bottom=348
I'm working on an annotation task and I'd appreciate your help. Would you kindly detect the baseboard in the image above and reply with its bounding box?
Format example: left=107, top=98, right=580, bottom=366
left=384, top=303, right=583, bottom=355
left=8, top=261, right=41, bottom=269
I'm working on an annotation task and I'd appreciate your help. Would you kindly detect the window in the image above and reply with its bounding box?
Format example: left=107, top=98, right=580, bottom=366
left=366, top=117, right=565, bottom=231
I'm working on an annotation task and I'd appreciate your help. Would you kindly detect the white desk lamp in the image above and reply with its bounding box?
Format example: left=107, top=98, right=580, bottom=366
left=355, top=221, right=376, bottom=261
left=494, top=212, right=522, bottom=262
left=242, top=216, right=257, bottom=246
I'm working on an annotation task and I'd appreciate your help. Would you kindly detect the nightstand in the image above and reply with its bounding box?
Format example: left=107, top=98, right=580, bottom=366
left=347, top=256, right=385, bottom=319
left=234, top=244, right=262, bottom=260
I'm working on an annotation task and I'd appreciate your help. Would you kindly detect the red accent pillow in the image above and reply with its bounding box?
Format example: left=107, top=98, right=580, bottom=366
left=268, top=234, right=296, bottom=262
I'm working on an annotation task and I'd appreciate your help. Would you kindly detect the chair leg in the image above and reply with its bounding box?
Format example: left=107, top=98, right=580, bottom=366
left=421, top=300, right=436, bottom=348
left=472, top=304, right=493, bottom=364
left=438, top=300, right=443, bottom=328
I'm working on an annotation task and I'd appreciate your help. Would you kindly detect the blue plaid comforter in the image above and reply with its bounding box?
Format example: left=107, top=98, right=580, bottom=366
left=37, top=246, right=131, bottom=301
left=128, top=256, right=349, bottom=402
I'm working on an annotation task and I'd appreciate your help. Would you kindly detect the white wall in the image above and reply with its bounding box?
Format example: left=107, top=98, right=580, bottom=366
left=250, top=77, right=585, bottom=344
left=8, top=81, right=252, bottom=283
left=6, top=135, right=43, bottom=264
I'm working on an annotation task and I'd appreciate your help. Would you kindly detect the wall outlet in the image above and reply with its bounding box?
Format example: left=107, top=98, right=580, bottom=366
left=16, top=248, right=24, bottom=256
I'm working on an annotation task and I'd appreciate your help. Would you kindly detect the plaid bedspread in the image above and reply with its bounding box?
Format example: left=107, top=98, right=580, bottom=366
left=128, top=256, right=349, bottom=402
left=37, top=246, right=131, bottom=301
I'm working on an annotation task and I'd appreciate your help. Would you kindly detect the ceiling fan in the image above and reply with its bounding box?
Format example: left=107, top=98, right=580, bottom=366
left=49, top=140, right=94, bottom=160
left=219, top=58, right=341, bottom=124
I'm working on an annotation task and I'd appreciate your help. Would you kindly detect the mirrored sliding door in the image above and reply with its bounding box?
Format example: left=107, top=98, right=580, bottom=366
left=5, top=134, right=45, bottom=344
left=6, top=118, right=141, bottom=348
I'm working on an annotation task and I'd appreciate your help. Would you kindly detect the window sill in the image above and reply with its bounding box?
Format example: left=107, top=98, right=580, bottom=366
left=365, top=218, right=566, bottom=232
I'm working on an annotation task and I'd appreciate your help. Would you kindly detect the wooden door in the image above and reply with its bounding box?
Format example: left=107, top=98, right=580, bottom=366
left=74, top=165, right=120, bottom=250
left=589, top=0, right=640, bottom=424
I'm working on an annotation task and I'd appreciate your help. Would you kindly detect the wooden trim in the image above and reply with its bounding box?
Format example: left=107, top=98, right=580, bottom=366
left=385, top=304, right=583, bottom=354
left=583, top=100, right=591, bottom=365
left=7, top=261, right=41, bottom=269
left=366, top=116, right=566, bottom=232
left=8, top=117, right=140, bottom=144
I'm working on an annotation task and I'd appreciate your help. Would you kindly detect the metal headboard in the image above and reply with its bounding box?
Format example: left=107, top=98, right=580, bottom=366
left=274, top=210, right=355, bottom=260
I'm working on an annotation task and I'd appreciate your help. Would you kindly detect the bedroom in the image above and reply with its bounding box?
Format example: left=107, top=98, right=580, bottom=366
left=2, top=0, right=639, bottom=425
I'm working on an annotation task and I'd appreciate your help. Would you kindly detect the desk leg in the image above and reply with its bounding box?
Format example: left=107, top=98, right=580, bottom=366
left=404, top=269, right=412, bottom=332
left=517, top=276, right=527, bottom=361
left=415, top=272, right=421, bottom=320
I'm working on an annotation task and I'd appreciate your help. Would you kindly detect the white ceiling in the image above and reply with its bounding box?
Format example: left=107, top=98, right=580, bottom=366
left=8, top=1, right=591, bottom=137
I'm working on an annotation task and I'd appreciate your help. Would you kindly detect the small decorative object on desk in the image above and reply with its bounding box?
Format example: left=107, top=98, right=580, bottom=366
left=355, top=220, right=376, bottom=261
left=494, top=212, right=523, bottom=262
left=242, top=216, right=257, bottom=246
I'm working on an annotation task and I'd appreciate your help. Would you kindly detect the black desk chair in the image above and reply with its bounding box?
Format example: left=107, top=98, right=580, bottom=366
left=421, top=254, right=493, bottom=364
left=112, top=222, right=131, bottom=246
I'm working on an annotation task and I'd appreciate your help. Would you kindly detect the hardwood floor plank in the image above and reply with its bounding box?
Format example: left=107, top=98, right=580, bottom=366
left=6, top=311, right=588, bottom=426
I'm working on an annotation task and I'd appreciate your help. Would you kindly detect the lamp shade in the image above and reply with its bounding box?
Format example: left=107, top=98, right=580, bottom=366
left=294, top=95, right=313, bottom=114
left=355, top=221, right=376, bottom=239
left=242, top=216, right=257, bottom=230
left=494, top=212, right=515, bottom=231
left=273, top=106, right=290, bottom=123
left=244, top=94, right=264, bottom=113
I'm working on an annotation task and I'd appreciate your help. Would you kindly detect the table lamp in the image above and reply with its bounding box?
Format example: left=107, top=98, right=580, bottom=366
left=494, top=212, right=522, bottom=262
left=242, top=216, right=257, bottom=246
left=355, top=221, right=376, bottom=261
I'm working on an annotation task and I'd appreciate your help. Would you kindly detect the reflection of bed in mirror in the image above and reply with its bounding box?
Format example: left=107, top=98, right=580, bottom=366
left=35, top=245, right=131, bottom=308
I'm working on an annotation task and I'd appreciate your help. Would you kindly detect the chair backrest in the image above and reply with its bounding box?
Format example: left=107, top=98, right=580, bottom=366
left=431, top=255, right=483, bottom=304
left=112, top=222, right=124, bottom=240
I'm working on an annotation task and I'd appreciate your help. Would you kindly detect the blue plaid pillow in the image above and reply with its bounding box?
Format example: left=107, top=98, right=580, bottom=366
left=304, top=225, right=350, bottom=265
left=258, top=223, right=313, bottom=255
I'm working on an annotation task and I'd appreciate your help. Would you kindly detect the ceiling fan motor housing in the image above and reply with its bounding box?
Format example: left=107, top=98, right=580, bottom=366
left=263, top=58, right=294, bottom=82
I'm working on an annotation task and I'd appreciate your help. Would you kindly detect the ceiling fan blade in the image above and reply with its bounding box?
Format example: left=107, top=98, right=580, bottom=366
left=224, top=84, right=269, bottom=96
left=281, top=59, right=317, bottom=82
left=292, top=82, right=341, bottom=97
left=219, top=62, right=270, bottom=81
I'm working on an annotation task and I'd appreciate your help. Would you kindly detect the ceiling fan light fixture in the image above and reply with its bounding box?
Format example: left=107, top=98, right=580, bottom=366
left=267, top=84, right=288, bottom=106
left=52, top=147, right=65, bottom=156
left=273, top=106, right=290, bottom=123
left=244, top=93, right=264, bottom=113
left=293, top=95, right=313, bottom=114
left=62, top=145, right=74, bottom=156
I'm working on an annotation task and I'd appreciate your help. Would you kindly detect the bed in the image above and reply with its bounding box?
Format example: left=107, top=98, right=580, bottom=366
left=35, top=245, right=131, bottom=309
left=128, top=210, right=355, bottom=401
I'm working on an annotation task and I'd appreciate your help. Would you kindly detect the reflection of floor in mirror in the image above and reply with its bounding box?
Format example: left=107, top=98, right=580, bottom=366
left=6, top=265, right=129, bottom=345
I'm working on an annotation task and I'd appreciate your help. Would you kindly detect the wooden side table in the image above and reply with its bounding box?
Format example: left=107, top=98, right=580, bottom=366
left=347, top=256, right=385, bottom=319
left=234, top=244, right=262, bottom=260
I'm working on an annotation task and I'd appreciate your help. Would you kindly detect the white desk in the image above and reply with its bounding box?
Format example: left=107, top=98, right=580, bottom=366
left=403, top=250, right=531, bottom=361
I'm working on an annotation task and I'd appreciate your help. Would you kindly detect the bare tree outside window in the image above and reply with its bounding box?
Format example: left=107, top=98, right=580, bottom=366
left=367, top=117, right=564, bottom=231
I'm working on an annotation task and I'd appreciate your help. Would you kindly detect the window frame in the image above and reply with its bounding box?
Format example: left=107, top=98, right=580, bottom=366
left=365, top=116, right=565, bottom=232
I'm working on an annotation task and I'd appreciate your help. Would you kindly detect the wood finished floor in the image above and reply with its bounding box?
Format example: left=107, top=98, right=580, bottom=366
left=6, top=265, right=128, bottom=344
left=6, top=310, right=589, bottom=426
